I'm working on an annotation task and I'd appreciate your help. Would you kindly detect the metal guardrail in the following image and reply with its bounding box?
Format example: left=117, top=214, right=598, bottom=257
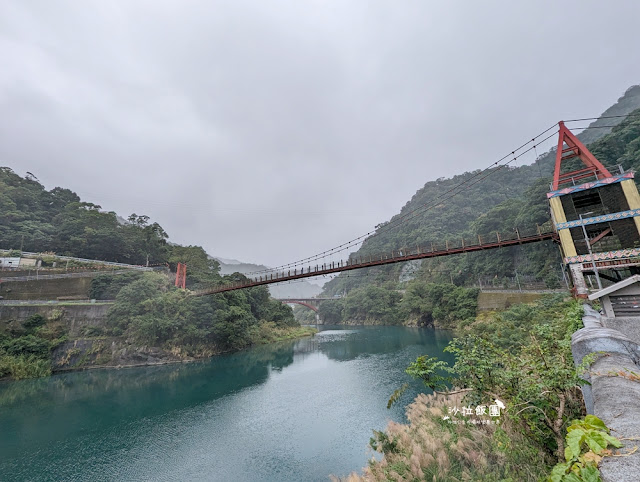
left=0, top=299, right=115, bottom=305
left=0, top=248, right=157, bottom=270
left=0, top=269, right=147, bottom=283
left=551, top=164, right=627, bottom=190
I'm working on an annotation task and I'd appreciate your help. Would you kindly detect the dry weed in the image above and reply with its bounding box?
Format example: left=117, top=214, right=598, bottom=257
left=332, top=392, right=549, bottom=481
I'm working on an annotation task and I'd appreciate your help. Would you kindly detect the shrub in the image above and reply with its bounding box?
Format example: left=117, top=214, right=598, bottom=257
left=82, top=325, right=104, bottom=337
left=22, top=314, right=46, bottom=330
left=1, top=335, right=51, bottom=358
left=0, top=354, right=51, bottom=380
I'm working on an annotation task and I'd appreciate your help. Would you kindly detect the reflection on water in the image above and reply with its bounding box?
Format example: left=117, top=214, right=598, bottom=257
left=0, top=325, right=452, bottom=481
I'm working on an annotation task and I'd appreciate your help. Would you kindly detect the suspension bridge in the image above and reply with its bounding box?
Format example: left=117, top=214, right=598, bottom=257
left=193, top=224, right=558, bottom=296
left=193, top=116, right=640, bottom=299
left=190, top=122, right=563, bottom=297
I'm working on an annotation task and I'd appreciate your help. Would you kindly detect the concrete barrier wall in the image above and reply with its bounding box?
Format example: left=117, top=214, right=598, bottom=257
left=571, top=305, right=640, bottom=481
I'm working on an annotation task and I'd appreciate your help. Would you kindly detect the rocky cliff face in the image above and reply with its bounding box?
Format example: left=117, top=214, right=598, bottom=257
left=1, top=303, right=210, bottom=375
left=52, top=338, right=196, bottom=371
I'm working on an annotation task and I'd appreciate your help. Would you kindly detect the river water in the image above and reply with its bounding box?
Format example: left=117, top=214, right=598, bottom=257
left=0, top=325, right=453, bottom=481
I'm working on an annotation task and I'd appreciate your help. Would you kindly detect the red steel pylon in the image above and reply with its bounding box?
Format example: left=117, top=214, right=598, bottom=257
left=175, top=262, right=187, bottom=289
left=551, top=121, right=612, bottom=190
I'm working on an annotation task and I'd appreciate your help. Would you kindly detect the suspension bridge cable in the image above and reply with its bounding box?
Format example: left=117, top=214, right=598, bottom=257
left=336, top=138, right=546, bottom=263
left=564, top=112, right=640, bottom=123
left=346, top=131, right=557, bottom=242
left=240, top=111, right=640, bottom=281
left=245, top=124, right=559, bottom=276
left=244, top=153, right=544, bottom=280
left=372, top=131, right=558, bottom=235
left=246, top=128, right=558, bottom=275
left=563, top=125, right=636, bottom=130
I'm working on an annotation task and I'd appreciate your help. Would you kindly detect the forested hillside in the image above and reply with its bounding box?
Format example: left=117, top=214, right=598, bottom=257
left=317, top=86, right=640, bottom=325
left=0, top=167, right=232, bottom=290
left=0, top=168, right=303, bottom=380
left=0, top=168, right=170, bottom=266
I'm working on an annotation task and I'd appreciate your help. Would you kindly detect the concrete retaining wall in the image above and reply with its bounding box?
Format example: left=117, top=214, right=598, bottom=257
left=476, top=290, right=552, bottom=312
left=0, top=277, right=91, bottom=300
left=0, top=304, right=111, bottom=336
left=571, top=305, right=640, bottom=481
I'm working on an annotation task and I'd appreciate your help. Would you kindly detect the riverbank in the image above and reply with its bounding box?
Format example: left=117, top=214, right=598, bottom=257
left=0, top=318, right=316, bottom=381
left=340, top=294, right=587, bottom=481
left=298, top=283, right=561, bottom=329
left=53, top=323, right=317, bottom=373
left=1, top=271, right=315, bottom=380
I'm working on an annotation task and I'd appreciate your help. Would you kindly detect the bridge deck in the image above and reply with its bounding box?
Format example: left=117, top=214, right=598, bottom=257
left=194, top=228, right=558, bottom=296
left=275, top=298, right=339, bottom=302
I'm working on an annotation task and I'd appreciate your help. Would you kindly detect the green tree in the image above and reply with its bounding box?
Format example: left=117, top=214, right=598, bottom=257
left=167, top=244, right=222, bottom=287
left=106, top=272, right=295, bottom=352
left=405, top=298, right=587, bottom=460
left=127, top=214, right=169, bottom=266
left=318, top=299, right=344, bottom=324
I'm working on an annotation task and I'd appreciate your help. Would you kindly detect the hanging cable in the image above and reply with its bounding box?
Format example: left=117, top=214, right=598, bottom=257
left=564, top=112, right=640, bottom=123
left=533, top=141, right=543, bottom=178
left=245, top=124, right=559, bottom=275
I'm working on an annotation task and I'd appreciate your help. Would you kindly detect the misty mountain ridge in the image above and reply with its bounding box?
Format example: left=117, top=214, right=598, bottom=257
left=213, top=256, right=322, bottom=299
left=214, top=256, right=245, bottom=265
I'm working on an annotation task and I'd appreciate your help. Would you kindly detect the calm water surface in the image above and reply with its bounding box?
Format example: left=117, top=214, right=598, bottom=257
left=0, top=325, right=453, bottom=481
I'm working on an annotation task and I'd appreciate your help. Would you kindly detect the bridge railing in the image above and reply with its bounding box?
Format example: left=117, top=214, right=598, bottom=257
left=356, top=222, right=554, bottom=261
left=193, top=222, right=557, bottom=295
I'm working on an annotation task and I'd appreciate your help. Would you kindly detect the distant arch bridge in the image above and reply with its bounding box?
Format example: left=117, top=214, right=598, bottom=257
left=274, top=297, right=341, bottom=313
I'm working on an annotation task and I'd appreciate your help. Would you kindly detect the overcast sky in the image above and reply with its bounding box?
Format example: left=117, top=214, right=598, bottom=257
left=1, top=1, right=640, bottom=267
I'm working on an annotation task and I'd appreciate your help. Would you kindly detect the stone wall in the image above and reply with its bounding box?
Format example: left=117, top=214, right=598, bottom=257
left=0, top=301, right=196, bottom=373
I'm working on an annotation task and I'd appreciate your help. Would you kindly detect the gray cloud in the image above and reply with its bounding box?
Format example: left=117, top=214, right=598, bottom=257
left=1, top=0, right=640, bottom=266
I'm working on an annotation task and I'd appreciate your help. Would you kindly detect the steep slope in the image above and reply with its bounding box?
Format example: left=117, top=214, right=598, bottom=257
left=323, top=85, right=640, bottom=296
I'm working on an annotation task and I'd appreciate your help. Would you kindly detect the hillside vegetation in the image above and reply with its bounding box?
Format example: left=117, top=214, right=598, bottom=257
left=0, top=169, right=307, bottom=380
left=319, top=86, right=640, bottom=326
left=340, top=296, right=590, bottom=481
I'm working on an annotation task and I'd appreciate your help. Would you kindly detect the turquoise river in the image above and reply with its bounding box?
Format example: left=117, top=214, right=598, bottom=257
left=0, top=325, right=453, bottom=481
